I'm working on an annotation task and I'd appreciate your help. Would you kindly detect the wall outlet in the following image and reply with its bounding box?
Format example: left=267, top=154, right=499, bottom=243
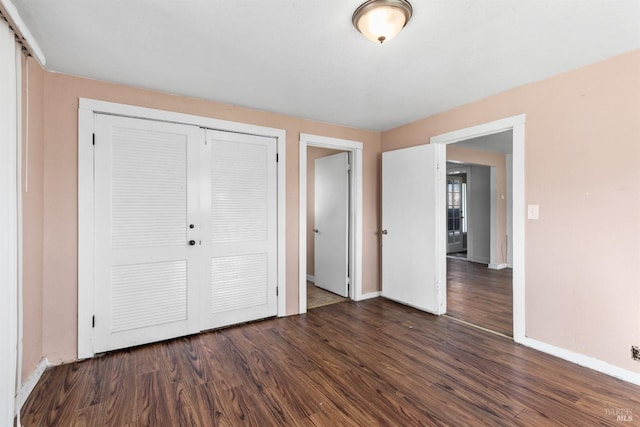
left=632, top=345, right=640, bottom=361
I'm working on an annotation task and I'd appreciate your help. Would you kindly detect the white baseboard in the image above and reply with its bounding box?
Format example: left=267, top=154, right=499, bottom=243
left=306, top=274, right=315, bottom=283
left=358, top=291, right=380, bottom=301
left=521, top=337, right=640, bottom=386
left=17, top=357, right=49, bottom=412
left=488, top=263, right=509, bottom=270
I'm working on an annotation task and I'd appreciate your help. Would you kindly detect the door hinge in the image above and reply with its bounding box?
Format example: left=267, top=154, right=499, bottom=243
left=92, top=133, right=95, bottom=146
left=347, top=163, right=351, bottom=172
left=92, top=315, right=95, bottom=328
left=276, top=153, right=279, bottom=162
left=276, top=286, right=279, bottom=296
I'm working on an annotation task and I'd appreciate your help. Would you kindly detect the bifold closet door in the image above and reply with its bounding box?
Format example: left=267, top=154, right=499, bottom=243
left=200, top=130, right=278, bottom=330
left=93, top=114, right=203, bottom=353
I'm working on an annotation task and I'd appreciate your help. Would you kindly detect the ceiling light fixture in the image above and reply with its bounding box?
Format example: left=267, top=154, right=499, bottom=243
left=352, top=0, right=413, bottom=44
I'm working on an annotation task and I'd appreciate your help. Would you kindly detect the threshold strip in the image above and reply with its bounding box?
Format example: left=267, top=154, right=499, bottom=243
left=443, top=314, right=512, bottom=340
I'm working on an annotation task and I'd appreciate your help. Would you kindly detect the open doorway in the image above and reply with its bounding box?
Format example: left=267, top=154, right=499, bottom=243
left=446, top=167, right=469, bottom=258
left=443, top=131, right=514, bottom=337
left=306, top=146, right=350, bottom=309
left=298, top=133, right=364, bottom=315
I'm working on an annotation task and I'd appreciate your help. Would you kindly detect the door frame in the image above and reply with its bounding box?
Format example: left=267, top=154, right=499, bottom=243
left=77, top=98, right=287, bottom=359
left=431, top=114, right=526, bottom=343
left=445, top=173, right=466, bottom=254
left=298, top=133, right=363, bottom=314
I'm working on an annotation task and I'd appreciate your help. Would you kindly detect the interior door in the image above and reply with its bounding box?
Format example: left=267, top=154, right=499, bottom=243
left=447, top=174, right=465, bottom=253
left=200, top=130, right=278, bottom=330
left=381, top=144, right=446, bottom=314
left=94, top=114, right=203, bottom=353
left=314, top=152, right=349, bottom=297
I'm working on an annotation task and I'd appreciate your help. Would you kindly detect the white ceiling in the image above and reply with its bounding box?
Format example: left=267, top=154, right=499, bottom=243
left=12, top=0, right=640, bottom=131
left=456, top=130, right=512, bottom=154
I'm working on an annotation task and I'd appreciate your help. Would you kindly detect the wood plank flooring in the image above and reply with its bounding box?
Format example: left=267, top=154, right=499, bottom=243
left=447, top=258, right=513, bottom=336
left=307, top=281, right=348, bottom=309
left=22, top=298, right=639, bottom=426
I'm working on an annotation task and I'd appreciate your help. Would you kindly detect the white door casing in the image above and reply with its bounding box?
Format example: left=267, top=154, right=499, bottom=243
left=200, top=130, right=278, bottom=330
left=314, top=152, right=349, bottom=297
left=446, top=174, right=465, bottom=254
left=93, top=115, right=202, bottom=353
left=298, top=133, right=364, bottom=314
left=430, top=114, right=526, bottom=342
left=381, top=144, right=446, bottom=314
left=79, top=99, right=287, bottom=359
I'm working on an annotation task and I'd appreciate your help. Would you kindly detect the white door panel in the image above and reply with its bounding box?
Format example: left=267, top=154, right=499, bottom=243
left=314, top=152, right=349, bottom=297
left=94, top=117, right=279, bottom=353
left=200, top=130, right=278, bottom=330
left=381, top=144, right=446, bottom=314
left=94, top=115, right=203, bottom=353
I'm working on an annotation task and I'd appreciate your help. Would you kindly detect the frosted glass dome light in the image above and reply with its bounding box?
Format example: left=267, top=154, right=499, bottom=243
left=352, top=0, right=413, bottom=44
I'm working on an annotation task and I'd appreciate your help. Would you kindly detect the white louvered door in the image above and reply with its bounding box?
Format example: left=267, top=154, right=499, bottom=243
left=200, top=130, right=278, bottom=330
left=93, top=116, right=278, bottom=353
left=94, top=115, right=203, bottom=353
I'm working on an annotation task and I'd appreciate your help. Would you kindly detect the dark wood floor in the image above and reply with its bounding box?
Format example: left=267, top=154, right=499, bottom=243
left=447, top=258, right=513, bottom=336
left=22, top=298, right=639, bottom=426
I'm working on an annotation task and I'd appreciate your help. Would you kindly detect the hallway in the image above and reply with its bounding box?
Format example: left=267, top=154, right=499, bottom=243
left=447, top=258, right=513, bottom=337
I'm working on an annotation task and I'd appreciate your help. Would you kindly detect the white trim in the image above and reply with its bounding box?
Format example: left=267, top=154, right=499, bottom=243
left=489, top=166, right=497, bottom=266
left=78, top=98, right=287, bottom=358
left=431, top=115, right=525, bottom=145
left=306, top=274, right=315, bottom=283
left=431, top=114, right=526, bottom=343
left=15, top=45, right=23, bottom=423
left=359, top=291, right=380, bottom=301
left=488, top=263, right=508, bottom=270
left=77, top=107, right=94, bottom=360
left=434, top=144, right=447, bottom=315
left=276, top=132, right=286, bottom=319
left=16, top=357, right=48, bottom=412
left=0, top=0, right=46, bottom=65
left=521, top=337, right=640, bottom=386
left=0, top=23, right=19, bottom=425
left=467, top=256, right=490, bottom=265
left=299, top=133, right=364, bottom=314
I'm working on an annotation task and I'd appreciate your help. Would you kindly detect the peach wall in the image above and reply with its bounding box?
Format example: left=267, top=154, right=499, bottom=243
left=306, top=147, right=344, bottom=276
left=21, top=56, right=45, bottom=381
left=447, top=146, right=507, bottom=265
left=382, top=50, right=640, bottom=373
left=41, top=73, right=381, bottom=364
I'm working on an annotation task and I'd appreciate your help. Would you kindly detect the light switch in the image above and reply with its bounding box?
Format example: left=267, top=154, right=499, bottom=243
left=528, top=204, right=539, bottom=220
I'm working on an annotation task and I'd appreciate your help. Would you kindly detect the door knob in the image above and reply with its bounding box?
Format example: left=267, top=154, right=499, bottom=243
left=313, top=229, right=319, bottom=233
left=381, top=230, right=388, bottom=235
left=189, top=224, right=195, bottom=229
left=188, top=240, right=196, bottom=246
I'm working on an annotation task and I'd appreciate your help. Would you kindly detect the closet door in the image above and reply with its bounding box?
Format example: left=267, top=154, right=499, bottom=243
left=93, top=115, right=203, bottom=353
left=200, top=130, right=278, bottom=330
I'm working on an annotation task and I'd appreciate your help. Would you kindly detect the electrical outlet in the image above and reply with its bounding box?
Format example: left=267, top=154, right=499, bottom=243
left=632, top=346, right=640, bottom=361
